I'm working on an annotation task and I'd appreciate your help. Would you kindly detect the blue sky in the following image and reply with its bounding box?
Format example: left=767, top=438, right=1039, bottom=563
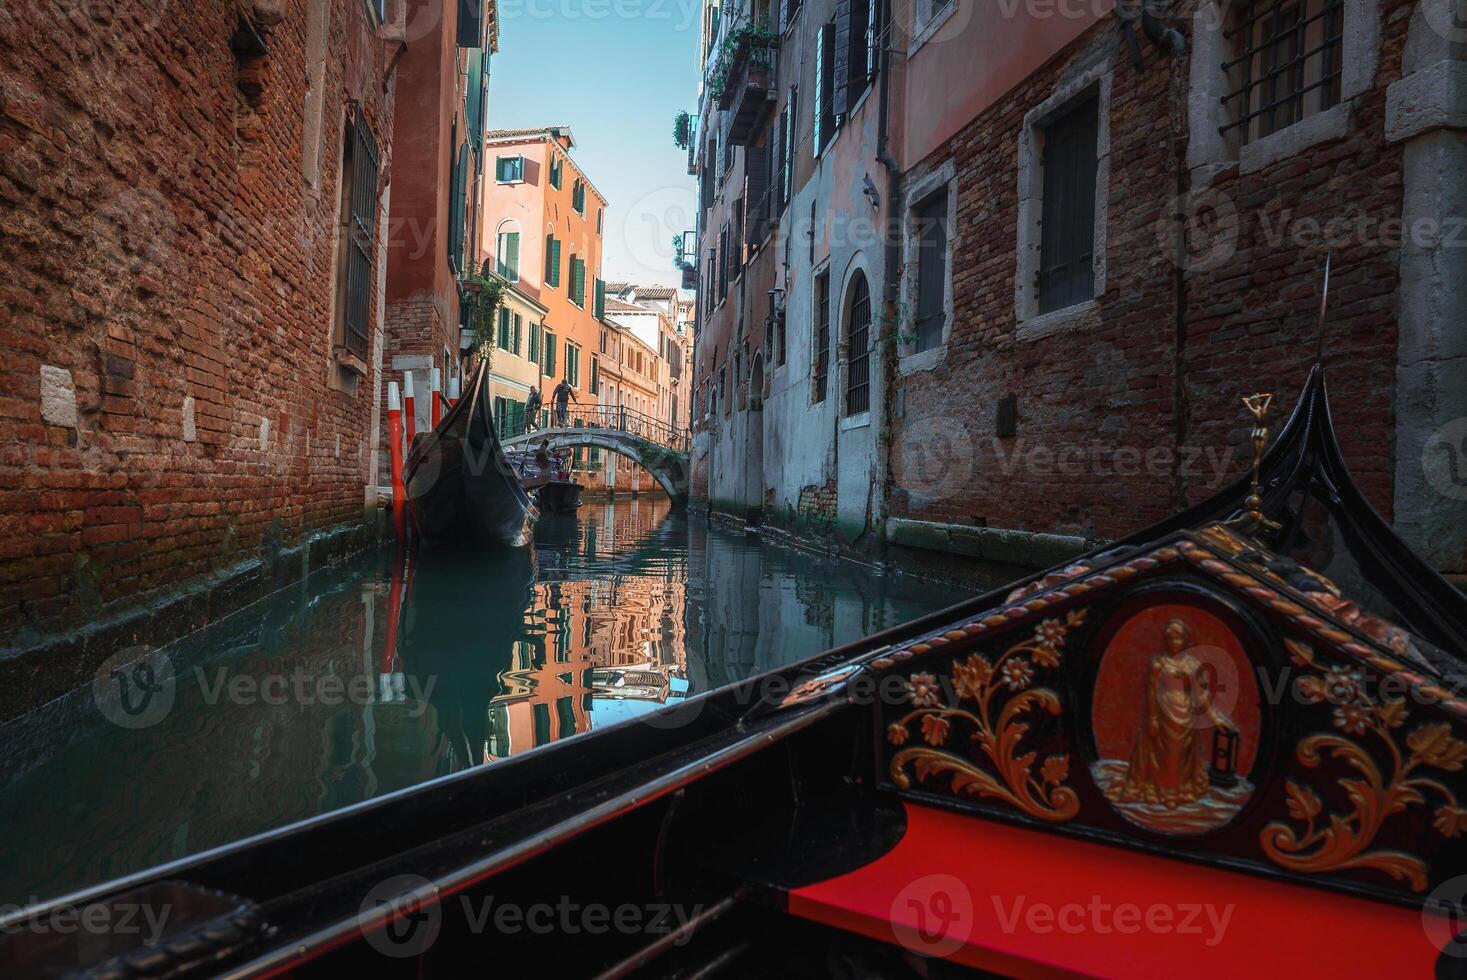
left=487, top=3, right=703, bottom=288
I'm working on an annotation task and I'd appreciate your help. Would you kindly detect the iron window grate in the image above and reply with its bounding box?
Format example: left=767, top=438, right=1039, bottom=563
left=1220, top=0, right=1343, bottom=143
left=846, top=274, right=871, bottom=416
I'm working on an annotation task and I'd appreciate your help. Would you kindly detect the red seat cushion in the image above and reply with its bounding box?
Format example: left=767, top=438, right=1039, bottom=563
left=788, top=802, right=1448, bottom=978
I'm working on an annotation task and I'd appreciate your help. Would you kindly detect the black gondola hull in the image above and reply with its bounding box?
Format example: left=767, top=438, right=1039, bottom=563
left=404, top=361, right=537, bottom=549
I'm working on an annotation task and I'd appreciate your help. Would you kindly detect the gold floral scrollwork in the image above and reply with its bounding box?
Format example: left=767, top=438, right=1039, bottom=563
left=887, top=611, right=1087, bottom=822
left=1260, top=639, right=1467, bottom=892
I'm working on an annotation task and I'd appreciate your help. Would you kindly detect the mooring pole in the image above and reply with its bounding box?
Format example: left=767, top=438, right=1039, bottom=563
left=430, top=367, right=442, bottom=429
left=387, top=381, right=407, bottom=542
left=402, top=371, right=417, bottom=453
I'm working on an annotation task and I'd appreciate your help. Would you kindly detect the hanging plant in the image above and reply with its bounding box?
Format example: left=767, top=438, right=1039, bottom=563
left=706, top=20, right=776, bottom=105
left=673, top=110, right=693, bottom=150
left=463, top=270, right=507, bottom=363
left=672, top=232, right=687, bottom=269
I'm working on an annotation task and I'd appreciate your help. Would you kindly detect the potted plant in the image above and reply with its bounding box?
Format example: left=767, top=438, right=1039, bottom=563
left=672, top=111, right=693, bottom=150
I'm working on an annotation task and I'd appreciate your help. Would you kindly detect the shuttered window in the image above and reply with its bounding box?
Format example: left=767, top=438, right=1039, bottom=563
left=594, top=278, right=606, bottom=318
left=338, top=115, right=378, bottom=362
left=544, top=331, right=558, bottom=377
left=529, top=322, right=542, bottom=364
left=497, top=307, right=511, bottom=350
left=745, top=144, right=770, bottom=245
left=448, top=142, right=469, bottom=272
left=512, top=313, right=522, bottom=356
left=1038, top=97, right=1099, bottom=315
left=570, top=256, right=586, bottom=306
left=495, top=155, right=524, bottom=182
left=913, top=188, right=948, bottom=352
left=496, top=231, right=520, bottom=280
left=590, top=357, right=600, bottom=396
left=572, top=179, right=586, bottom=214
left=549, top=155, right=562, bottom=189
left=814, top=24, right=838, bottom=155
left=544, top=235, right=561, bottom=287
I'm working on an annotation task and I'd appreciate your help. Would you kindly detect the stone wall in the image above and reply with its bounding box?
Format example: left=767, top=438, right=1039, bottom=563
left=0, top=0, right=395, bottom=648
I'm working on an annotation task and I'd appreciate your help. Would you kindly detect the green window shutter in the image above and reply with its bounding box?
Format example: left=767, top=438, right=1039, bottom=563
left=572, top=258, right=586, bottom=306
left=545, top=236, right=561, bottom=287
left=506, top=232, right=519, bottom=280
left=597, top=208, right=603, bottom=235
left=594, top=278, right=605, bottom=318
left=513, top=314, right=522, bottom=355
left=590, top=358, right=599, bottom=395
left=545, top=333, right=557, bottom=377
left=498, top=307, right=510, bottom=349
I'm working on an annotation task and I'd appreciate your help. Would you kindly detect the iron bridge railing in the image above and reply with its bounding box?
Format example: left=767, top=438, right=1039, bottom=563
left=499, top=404, right=691, bottom=453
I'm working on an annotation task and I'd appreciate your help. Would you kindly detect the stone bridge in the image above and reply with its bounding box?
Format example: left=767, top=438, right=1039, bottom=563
left=503, top=412, right=690, bottom=503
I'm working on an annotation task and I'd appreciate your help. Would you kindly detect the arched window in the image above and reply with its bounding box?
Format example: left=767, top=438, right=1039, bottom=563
left=845, top=272, right=871, bottom=415
left=495, top=220, right=521, bottom=281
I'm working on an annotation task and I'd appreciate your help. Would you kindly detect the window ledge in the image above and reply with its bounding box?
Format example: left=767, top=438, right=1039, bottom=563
left=1239, top=103, right=1351, bottom=174
left=840, top=412, right=871, bottom=432
left=333, top=347, right=368, bottom=377
left=899, top=344, right=947, bottom=375
left=907, top=2, right=959, bottom=59
left=496, top=178, right=524, bottom=185
left=1015, top=299, right=1100, bottom=344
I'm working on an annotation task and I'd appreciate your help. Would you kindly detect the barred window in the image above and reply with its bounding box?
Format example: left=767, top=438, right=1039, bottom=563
left=813, top=270, right=830, bottom=404
left=845, top=272, right=871, bottom=416
left=337, top=116, right=378, bottom=362
left=1222, top=0, right=1344, bottom=144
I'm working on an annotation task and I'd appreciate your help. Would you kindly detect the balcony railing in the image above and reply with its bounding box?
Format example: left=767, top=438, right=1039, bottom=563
left=721, top=38, right=777, bottom=146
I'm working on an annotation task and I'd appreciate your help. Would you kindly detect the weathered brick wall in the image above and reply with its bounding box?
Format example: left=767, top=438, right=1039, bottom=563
left=890, top=5, right=1409, bottom=547
left=0, top=1, right=394, bottom=646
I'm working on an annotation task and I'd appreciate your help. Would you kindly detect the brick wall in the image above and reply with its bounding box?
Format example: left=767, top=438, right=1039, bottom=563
left=890, top=7, right=1410, bottom=548
left=0, top=0, right=394, bottom=646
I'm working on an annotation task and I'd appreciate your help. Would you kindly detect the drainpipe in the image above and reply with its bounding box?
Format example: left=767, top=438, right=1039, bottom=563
left=873, top=0, right=901, bottom=559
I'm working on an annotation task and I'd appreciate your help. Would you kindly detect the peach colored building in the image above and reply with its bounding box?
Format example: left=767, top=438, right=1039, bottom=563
left=479, top=126, right=608, bottom=429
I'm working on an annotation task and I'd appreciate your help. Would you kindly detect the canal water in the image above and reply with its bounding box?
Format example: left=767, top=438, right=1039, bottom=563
left=0, top=499, right=973, bottom=905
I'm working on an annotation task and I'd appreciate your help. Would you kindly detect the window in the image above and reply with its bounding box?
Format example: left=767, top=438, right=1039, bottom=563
left=572, top=178, right=586, bottom=214
left=544, top=235, right=561, bottom=287
left=1037, top=97, right=1098, bottom=315
left=569, top=256, right=586, bottom=306
left=597, top=208, right=604, bottom=235
left=836, top=0, right=875, bottom=114
left=913, top=187, right=948, bottom=352
left=529, top=322, right=542, bottom=365
left=335, top=116, right=379, bottom=363
left=813, top=23, right=838, bottom=156
left=448, top=142, right=469, bottom=272
left=845, top=272, right=871, bottom=415
left=594, top=278, right=606, bottom=318
left=813, top=270, right=830, bottom=403
left=566, top=344, right=580, bottom=387
left=590, top=357, right=600, bottom=395
left=512, top=313, right=523, bottom=356
left=549, top=155, right=563, bottom=189
left=496, top=229, right=520, bottom=280
left=497, top=307, right=512, bottom=350
left=1223, top=0, right=1343, bottom=144
left=495, top=155, right=524, bottom=182
left=544, top=330, right=558, bottom=377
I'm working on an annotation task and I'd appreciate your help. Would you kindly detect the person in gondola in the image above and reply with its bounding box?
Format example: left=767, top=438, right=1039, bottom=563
left=1109, top=618, right=1237, bottom=808
left=525, top=387, right=542, bottom=433
left=535, top=439, right=554, bottom=481
left=552, top=379, right=577, bottom=427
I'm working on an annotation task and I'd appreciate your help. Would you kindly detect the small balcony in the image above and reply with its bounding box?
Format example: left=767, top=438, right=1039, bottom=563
left=719, top=37, right=777, bottom=146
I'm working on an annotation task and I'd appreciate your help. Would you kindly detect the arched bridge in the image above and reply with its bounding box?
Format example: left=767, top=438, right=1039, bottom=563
left=502, top=406, right=691, bottom=503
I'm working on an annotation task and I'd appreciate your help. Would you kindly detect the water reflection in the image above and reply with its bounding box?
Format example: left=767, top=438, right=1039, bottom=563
left=0, top=499, right=969, bottom=902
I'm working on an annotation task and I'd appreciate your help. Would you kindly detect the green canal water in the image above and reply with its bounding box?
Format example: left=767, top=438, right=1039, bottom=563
left=0, top=499, right=979, bottom=905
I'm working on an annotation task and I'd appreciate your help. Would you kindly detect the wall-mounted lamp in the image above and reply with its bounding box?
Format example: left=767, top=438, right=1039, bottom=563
left=862, top=173, right=881, bottom=208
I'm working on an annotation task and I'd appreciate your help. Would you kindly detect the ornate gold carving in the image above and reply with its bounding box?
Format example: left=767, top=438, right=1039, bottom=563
left=888, top=611, right=1087, bottom=822
left=1260, top=639, right=1467, bottom=891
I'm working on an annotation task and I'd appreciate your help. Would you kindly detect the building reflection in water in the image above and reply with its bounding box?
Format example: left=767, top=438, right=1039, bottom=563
left=0, top=498, right=968, bottom=903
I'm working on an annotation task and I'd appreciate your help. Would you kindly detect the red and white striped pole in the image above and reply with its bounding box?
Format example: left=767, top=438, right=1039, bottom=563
left=447, top=375, right=460, bottom=409
left=430, top=367, right=442, bottom=429
left=386, top=381, right=407, bottom=541
left=402, top=371, right=417, bottom=452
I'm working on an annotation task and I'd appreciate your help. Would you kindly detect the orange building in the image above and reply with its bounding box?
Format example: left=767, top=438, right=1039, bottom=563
left=479, top=126, right=608, bottom=427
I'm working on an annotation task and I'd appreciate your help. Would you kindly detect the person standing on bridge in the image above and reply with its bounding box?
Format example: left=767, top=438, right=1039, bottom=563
left=552, top=378, right=577, bottom=427
left=524, top=387, right=542, bottom=432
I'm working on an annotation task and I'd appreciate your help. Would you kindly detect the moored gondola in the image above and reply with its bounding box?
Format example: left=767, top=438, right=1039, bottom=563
left=6, top=367, right=1467, bottom=978
left=404, top=359, right=538, bottom=549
